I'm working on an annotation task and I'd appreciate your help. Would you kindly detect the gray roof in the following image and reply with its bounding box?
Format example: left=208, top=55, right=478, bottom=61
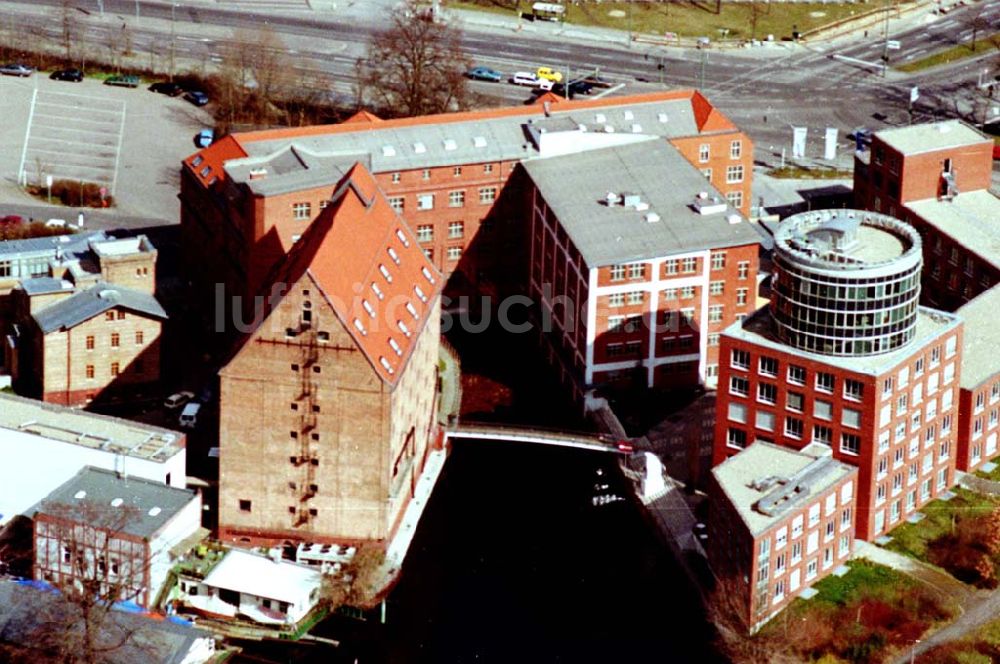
left=0, top=580, right=212, bottom=664
left=957, top=287, right=1000, bottom=390
left=229, top=96, right=704, bottom=196
left=725, top=305, right=962, bottom=376
left=906, top=190, right=1000, bottom=271
left=33, top=282, right=166, bottom=333
left=20, top=276, right=72, bottom=296
left=712, top=442, right=856, bottom=536
left=0, top=230, right=107, bottom=259
left=521, top=139, right=763, bottom=267
left=876, top=120, right=990, bottom=155
left=35, top=466, right=197, bottom=539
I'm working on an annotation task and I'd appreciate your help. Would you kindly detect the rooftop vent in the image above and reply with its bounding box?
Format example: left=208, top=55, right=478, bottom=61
left=381, top=145, right=396, bottom=157
left=657, top=112, right=668, bottom=123
left=644, top=212, right=661, bottom=223
left=694, top=195, right=727, bottom=215
left=631, top=123, right=643, bottom=133
left=73, top=490, right=86, bottom=500
left=937, top=124, right=952, bottom=133
left=148, top=507, right=161, bottom=517
left=603, top=125, right=615, bottom=133
left=473, top=136, right=487, bottom=148
left=605, top=192, right=621, bottom=206
left=749, top=475, right=784, bottom=492
left=595, top=113, right=606, bottom=123
left=379, top=357, right=394, bottom=374
left=110, top=498, right=124, bottom=507
left=635, top=201, right=650, bottom=211
left=412, top=142, right=426, bottom=154
left=577, top=123, right=588, bottom=132
left=623, top=110, right=634, bottom=120
left=727, top=213, right=742, bottom=225
left=622, top=192, right=642, bottom=207
left=98, top=289, right=120, bottom=301
left=443, top=138, right=457, bottom=151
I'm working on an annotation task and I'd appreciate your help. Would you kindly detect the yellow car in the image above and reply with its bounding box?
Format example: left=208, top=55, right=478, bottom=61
left=536, top=67, right=563, bottom=83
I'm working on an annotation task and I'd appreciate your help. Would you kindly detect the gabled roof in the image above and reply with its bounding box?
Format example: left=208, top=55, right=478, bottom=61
left=266, top=163, right=442, bottom=385
left=32, top=282, right=167, bottom=333
left=343, top=109, right=384, bottom=124
left=690, top=90, right=735, bottom=133
left=202, top=549, right=321, bottom=604
left=183, top=133, right=248, bottom=187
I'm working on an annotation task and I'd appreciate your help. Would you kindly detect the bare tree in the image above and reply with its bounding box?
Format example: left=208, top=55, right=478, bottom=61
left=962, top=2, right=991, bottom=52
left=707, top=575, right=799, bottom=664
left=60, top=0, right=76, bottom=62
left=748, top=2, right=768, bottom=42
left=364, top=1, right=471, bottom=117
left=30, top=501, right=157, bottom=664
left=217, top=26, right=295, bottom=124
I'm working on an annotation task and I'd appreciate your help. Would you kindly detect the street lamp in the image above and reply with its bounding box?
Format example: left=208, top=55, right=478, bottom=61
left=910, top=639, right=921, bottom=664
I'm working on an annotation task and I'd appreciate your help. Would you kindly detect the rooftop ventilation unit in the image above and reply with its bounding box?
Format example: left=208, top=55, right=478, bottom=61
left=623, top=110, right=634, bottom=120
left=443, top=138, right=457, bottom=151
left=622, top=192, right=642, bottom=207
left=412, top=142, right=426, bottom=154
left=473, top=136, right=487, bottom=148
left=603, top=125, right=615, bottom=133
left=657, top=112, right=668, bottom=123
left=631, top=124, right=643, bottom=133
left=727, top=213, right=742, bottom=224
left=578, top=123, right=588, bottom=132
left=381, top=145, right=396, bottom=157
left=595, top=113, right=606, bottom=123
left=694, top=195, right=727, bottom=215
left=248, top=167, right=268, bottom=180
left=605, top=192, right=620, bottom=206
left=635, top=201, right=650, bottom=212
left=644, top=212, right=661, bottom=223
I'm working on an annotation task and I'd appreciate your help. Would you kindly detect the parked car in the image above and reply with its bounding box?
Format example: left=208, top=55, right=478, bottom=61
left=194, top=128, right=214, bottom=148
left=178, top=402, right=201, bottom=428
left=547, top=80, right=594, bottom=98
left=44, top=219, right=67, bottom=228
left=466, top=66, right=503, bottom=82
left=0, top=63, right=33, bottom=77
left=579, top=73, right=612, bottom=88
left=149, top=81, right=184, bottom=96
left=536, top=66, right=563, bottom=83
left=104, top=74, right=140, bottom=88
left=184, top=90, right=209, bottom=106
left=50, top=68, right=83, bottom=82
left=164, top=391, right=195, bottom=410
left=510, top=71, right=541, bottom=86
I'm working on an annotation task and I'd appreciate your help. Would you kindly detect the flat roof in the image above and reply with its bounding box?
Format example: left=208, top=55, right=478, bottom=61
left=90, top=236, right=153, bottom=257
left=712, top=442, right=856, bottom=536
left=0, top=392, right=184, bottom=462
left=905, top=189, right=1000, bottom=271
left=876, top=120, right=990, bottom=155
left=774, top=210, right=918, bottom=269
left=957, top=287, right=1000, bottom=389
left=0, top=230, right=107, bottom=259
left=724, top=305, right=962, bottom=376
left=203, top=549, right=322, bottom=604
left=35, top=466, right=197, bottom=539
left=521, top=139, right=763, bottom=267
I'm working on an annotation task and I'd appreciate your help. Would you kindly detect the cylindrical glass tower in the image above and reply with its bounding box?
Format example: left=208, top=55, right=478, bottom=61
left=771, top=209, right=922, bottom=357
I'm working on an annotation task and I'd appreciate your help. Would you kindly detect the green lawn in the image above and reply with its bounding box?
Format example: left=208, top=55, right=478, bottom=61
left=809, top=558, right=915, bottom=607
left=885, top=488, right=1000, bottom=563
left=451, top=0, right=895, bottom=41
left=896, top=33, right=1000, bottom=72
left=768, top=165, right=854, bottom=179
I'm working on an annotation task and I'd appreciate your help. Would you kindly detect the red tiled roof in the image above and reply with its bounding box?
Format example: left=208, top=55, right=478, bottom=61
left=183, top=134, right=247, bottom=184
left=343, top=110, right=384, bottom=124
left=531, top=92, right=566, bottom=105
left=690, top=90, right=735, bottom=133
left=273, top=163, right=442, bottom=385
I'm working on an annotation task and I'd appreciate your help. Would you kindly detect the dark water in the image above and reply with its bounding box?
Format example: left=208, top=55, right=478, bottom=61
left=234, top=439, right=722, bottom=664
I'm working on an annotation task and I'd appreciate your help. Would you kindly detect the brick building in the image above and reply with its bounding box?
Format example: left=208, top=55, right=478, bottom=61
left=708, top=442, right=857, bottom=632
left=521, top=138, right=762, bottom=397
left=33, top=466, right=201, bottom=608
left=954, top=288, right=1000, bottom=472
left=854, top=120, right=1000, bottom=309
left=180, top=90, right=754, bottom=309
left=217, top=165, right=443, bottom=549
left=713, top=210, right=963, bottom=541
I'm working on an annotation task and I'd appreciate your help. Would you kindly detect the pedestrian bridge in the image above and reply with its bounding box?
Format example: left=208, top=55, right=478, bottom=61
left=445, top=421, right=634, bottom=454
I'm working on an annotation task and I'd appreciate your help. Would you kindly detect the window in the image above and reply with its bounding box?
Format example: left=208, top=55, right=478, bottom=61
left=484, top=163, right=494, bottom=174
left=883, top=376, right=894, bottom=397
left=842, top=408, right=861, bottom=429
left=758, top=383, right=777, bottom=405
left=416, top=225, right=433, bottom=242
left=816, top=372, right=834, bottom=393
left=808, top=503, right=821, bottom=527
left=681, top=257, right=697, bottom=273
left=736, top=288, right=748, bottom=306
left=731, top=349, right=750, bottom=370
left=85, top=365, right=95, bottom=379
left=709, top=281, right=724, bottom=296
left=448, top=221, right=464, bottom=238
left=759, top=357, right=778, bottom=377
left=608, top=293, right=625, bottom=308
left=931, top=347, right=941, bottom=367
left=728, top=403, right=748, bottom=423
left=726, top=191, right=744, bottom=209
left=813, top=425, right=832, bottom=446
left=422, top=168, right=431, bottom=180
left=292, top=202, right=311, bottom=220
left=417, top=193, right=434, bottom=210
left=844, top=379, right=863, bottom=401
left=915, top=358, right=924, bottom=377
left=135, top=331, right=143, bottom=345
left=479, top=187, right=497, bottom=204
left=727, top=428, right=747, bottom=449
left=628, top=264, right=646, bottom=279
left=726, top=165, right=744, bottom=183
left=814, top=400, right=833, bottom=421
left=787, top=391, right=804, bottom=412
left=708, top=305, right=723, bottom=323
left=756, top=411, right=775, bottom=432
left=698, top=143, right=710, bottom=162
left=85, top=335, right=95, bottom=350
left=785, top=417, right=804, bottom=439
left=105, top=312, right=115, bottom=321
left=702, top=168, right=712, bottom=181
left=708, top=333, right=720, bottom=347
left=448, top=190, right=465, bottom=207
left=792, top=515, right=804, bottom=538
left=391, top=172, right=401, bottom=183
left=453, top=165, right=462, bottom=176
left=447, top=246, right=462, bottom=261
left=788, top=365, right=805, bottom=386
left=730, top=140, right=742, bottom=159
left=841, top=433, right=861, bottom=455
left=110, top=362, right=120, bottom=376
left=681, top=286, right=696, bottom=299
left=664, top=259, right=678, bottom=275
left=897, top=393, right=909, bottom=416
left=626, top=291, right=644, bottom=305
left=945, top=336, right=957, bottom=358
left=791, top=541, right=802, bottom=564
left=388, top=196, right=404, bottom=212
left=737, top=261, right=750, bottom=279
left=807, top=531, right=819, bottom=555
left=239, top=499, right=252, bottom=512
left=711, top=252, right=725, bottom=270
left=730, top=376, right=749, bottom=397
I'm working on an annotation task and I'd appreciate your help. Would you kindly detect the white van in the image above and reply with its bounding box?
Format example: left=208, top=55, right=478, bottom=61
left=179, top=402, right=201, bottom=429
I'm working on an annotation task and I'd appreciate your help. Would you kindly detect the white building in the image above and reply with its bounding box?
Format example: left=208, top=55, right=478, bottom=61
left=179, top=549, right=323, bottom=625
left=0, top=393, right=186, bottom=526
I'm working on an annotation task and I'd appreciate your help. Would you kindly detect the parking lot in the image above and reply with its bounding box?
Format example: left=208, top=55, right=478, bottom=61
left=0, top=73, right=212, bottom=222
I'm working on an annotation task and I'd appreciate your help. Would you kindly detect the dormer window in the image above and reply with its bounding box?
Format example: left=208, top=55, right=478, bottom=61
left=353, top=318, right=367, bottom=336
left=379, top=264, right=392, bottom=282
left=362, top=300, right=376, bottom=318
left=379, top=357, right=395, bottom=374
left=395, top=229, right=410, bottom=247
left=371, top=282, right=384, bottom=300
left=405, top=302, right=418, bottom=319
left=398, top=320, right=411, bottom=337
left=421, top=266, right=436, bottom=284
left=388, top=338, right=403, bottom=356
left=414, top=285, right=428, bottom=302
left=387, top=247, right=401, bottom=265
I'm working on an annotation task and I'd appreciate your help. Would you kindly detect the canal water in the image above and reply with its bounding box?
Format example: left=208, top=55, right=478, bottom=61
left=234, top=439, right=723, bottom=663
